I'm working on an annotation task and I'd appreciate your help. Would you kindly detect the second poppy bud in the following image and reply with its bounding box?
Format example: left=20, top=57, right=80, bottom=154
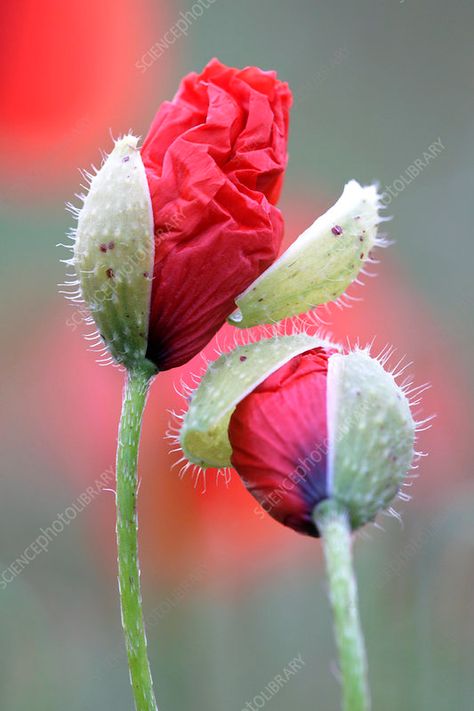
left=178, top=335, right=418, bottom=535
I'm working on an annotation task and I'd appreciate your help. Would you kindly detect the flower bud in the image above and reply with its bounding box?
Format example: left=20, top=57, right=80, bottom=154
left=71, top=134, right=155, bottom=372
left=228, top=181, right=385, bottom=328
left=178, top=337, right=418, bottom=534
left=66, top=59, right=292, bottom=372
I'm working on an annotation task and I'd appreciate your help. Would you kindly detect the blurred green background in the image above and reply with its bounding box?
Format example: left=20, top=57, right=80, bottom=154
left=1, top=0, right=473, bottom=709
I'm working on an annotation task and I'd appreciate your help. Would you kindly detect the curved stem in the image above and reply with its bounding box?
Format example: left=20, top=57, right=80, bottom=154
left=116, top=365, right=158, bottom=711
left=314, top=500, right=371, bottom=711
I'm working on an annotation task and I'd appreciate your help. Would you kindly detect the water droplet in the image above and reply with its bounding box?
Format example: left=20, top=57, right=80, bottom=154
left=229, top=308, right=243, bottom=323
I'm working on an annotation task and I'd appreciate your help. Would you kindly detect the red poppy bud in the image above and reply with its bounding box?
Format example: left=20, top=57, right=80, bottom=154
left=228, top=347, right=416, bottom=536
left=178, top=336, right=418, bottom=537
left=141, top=58, right=292, bottom=370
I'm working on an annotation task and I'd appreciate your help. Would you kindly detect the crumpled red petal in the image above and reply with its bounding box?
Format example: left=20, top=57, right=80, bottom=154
left=229, top=348, right=333, bottom=537
left=141, top=58, right=292, bottom=370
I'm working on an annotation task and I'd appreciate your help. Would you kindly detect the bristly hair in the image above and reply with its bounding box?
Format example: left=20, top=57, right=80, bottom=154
left=59, top=149, right=124, bottom=370
left=360, top=338, right=434, bottom=529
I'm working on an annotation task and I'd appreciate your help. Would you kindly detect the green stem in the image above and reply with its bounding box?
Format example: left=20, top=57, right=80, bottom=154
left=116, top=365, right=158, bottom=711
left=314, top=500, right=371, bottom=711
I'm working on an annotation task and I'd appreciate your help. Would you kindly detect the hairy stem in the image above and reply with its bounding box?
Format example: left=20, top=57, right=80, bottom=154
left=314, top=500, right=371, bottom=711
left=116, top=365, right=158, bottom=711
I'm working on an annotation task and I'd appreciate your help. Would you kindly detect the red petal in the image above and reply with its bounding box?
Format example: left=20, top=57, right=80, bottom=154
left=141, top=59, right=292, bottom=369
left=229, top=348, right=334, bottom=537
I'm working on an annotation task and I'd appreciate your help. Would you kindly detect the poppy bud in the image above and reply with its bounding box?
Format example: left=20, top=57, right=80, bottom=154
left=178, top=337, right=419, bottom=535
left=228, top=180, right=386, bottom=329
left=67, top=59, right=292, bottom=371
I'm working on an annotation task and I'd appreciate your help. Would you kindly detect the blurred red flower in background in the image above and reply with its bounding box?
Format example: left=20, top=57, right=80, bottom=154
left=0, top=0, right=164, bottom=196
left=141, top=58, right=292, bottom=370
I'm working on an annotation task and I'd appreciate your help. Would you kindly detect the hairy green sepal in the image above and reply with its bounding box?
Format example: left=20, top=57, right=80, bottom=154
left=327, top=350, right=415, bottom=529
left=228, top=181, right=382, bottom=328
left=180, top=333, right=337, bottom=468
left=74, top=135, right=155, bottom=371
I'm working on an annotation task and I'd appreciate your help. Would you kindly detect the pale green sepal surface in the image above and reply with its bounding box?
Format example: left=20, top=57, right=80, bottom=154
left=326, top=350, right=415, bottom=530
left=228, top=181, right=382, bottom=328
left=74, top=134, right=156, bottom=371
left=180, top=333, right=338, bottom=468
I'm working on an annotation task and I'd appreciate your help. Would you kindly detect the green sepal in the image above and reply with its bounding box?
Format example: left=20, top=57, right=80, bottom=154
left=180, top=333, right=338, bottom=468
left=327, top=349, right=415, bottom=529
left=73, top=135, right=156, bottom=372
left=228, top=181, right=383, bottom=329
